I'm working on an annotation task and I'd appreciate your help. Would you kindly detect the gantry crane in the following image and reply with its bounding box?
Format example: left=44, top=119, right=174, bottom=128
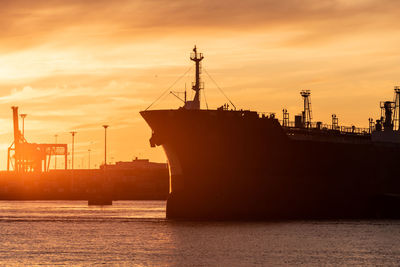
left=7, top=106, right=68, bottom=172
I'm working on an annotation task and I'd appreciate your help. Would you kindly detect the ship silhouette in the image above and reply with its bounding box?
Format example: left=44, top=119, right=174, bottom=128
left=141, top=47, right=400, bottom=220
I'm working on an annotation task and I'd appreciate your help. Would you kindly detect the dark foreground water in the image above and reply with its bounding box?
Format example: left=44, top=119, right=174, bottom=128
left=0, top=201, right=399, bottom=266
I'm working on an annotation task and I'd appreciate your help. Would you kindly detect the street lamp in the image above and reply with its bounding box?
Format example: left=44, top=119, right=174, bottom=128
left=88, top=149, right=91, bottom=169
left=102, top=125, right=109, bottom=167
left=20, top=114, right=27, bottom=137
left=70, top=131, right=77, bottom=170
left=54, top=134, right=58, bottom=169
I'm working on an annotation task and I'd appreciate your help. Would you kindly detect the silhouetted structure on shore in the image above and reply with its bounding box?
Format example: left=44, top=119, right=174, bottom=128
left=0, top=159, right=169, bottom=200
left=7, top=106, right=68, bottom=172
left=141, top=47, right=400, bottom=220
left=4, top=107, right=168, bottom=202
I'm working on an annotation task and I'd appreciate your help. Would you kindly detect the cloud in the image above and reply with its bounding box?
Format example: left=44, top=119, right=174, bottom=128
left=0, top=80, right=148, bottom=137
left=0, top=0, right=400, bottom=53
left=0, top=86, right=58, bottom=103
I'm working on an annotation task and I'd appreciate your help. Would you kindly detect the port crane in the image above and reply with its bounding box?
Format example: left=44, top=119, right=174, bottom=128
left=7, top=106, right=68, bottom=172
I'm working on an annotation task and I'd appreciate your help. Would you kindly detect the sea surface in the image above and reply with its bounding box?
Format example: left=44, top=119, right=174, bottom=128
left=0, top=201, right=399, bottom=266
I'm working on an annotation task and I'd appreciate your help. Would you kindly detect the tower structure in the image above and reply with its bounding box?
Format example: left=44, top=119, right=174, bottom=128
left=368, top=118, right=375, bottom=133
left=184, top=46, right=204, bottom=110
left=332, top=114, right=339, bottom=130
left=282, top=109, right=289, bottom=127
left=300, top=90, right=312, bottom=128
left=380, top=101, right=395, bottom=131
left=393, top=86, right=400, bottom=131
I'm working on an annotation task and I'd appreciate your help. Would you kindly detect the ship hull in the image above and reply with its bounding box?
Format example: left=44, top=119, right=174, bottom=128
left=141, top=109, right=400, bottom=220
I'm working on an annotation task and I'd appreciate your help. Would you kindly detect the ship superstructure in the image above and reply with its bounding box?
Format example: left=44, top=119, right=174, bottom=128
left=141, top=47, right=400, bottom=219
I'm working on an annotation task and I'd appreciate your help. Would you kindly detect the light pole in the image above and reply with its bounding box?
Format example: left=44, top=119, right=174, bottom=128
left=54, top=134, right=58, bottom=169
left=20, top=114, right=27, bottom=137
left=102, top=125, right=109, bottom=168
left=88, top=149, right=91, bottom=169
left=70, top=131, right=77, bottom=170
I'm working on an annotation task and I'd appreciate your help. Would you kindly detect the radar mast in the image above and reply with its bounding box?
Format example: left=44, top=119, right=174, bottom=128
left=184, top=46, right=204, bottom=110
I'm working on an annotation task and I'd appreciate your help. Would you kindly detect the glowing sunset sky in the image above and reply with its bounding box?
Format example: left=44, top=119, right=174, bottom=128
left=0, top=0, right=400, bottom=169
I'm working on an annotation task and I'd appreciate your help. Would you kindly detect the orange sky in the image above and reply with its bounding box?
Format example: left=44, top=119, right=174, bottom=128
left=1, top=0, right=400, bottom=170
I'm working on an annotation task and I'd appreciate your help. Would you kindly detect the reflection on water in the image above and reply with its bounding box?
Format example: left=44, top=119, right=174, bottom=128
left=0, top=201, right=399, bottom=266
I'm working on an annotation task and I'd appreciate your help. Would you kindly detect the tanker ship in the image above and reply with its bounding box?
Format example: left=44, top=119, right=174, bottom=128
left=141, top=47, right=400, bottom=220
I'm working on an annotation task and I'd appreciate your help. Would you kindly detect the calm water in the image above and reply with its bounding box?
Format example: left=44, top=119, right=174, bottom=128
left=0, top=201, right=399, bottom=266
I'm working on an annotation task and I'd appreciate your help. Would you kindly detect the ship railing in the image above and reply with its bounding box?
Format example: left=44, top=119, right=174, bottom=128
left=278, top=120, right=370, bottom=135
left=337, top=126, right=370, bottom=135
left=258, top=112, right=277, bottom=119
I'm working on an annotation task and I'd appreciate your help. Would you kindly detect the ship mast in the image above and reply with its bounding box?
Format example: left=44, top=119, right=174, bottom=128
left=300, top=90, right=312, bottom=128
left=184, top=46, right=204, bottom=110
left=393, top=86, right=400, bottom=131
